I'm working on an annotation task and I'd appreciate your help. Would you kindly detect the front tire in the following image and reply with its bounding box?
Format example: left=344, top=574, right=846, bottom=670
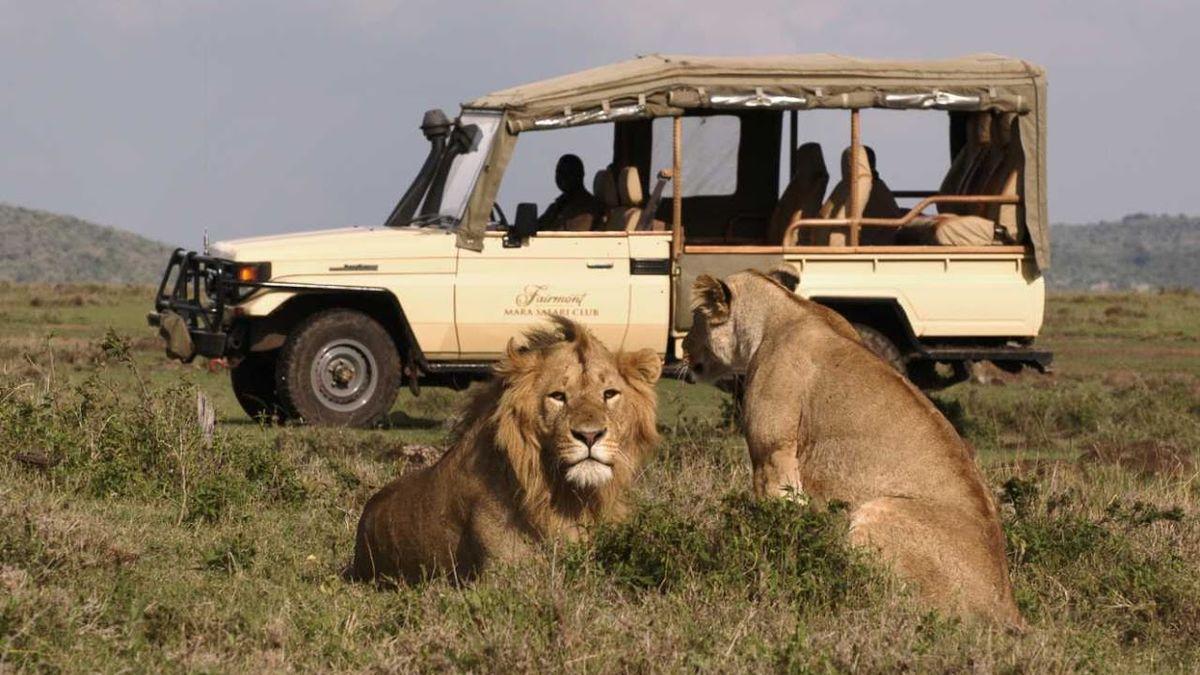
left=231, top=350, right=288, bottom=423
left=276, top=310, right=401, bottom=427
left=852, top=323, right=905, bottom=372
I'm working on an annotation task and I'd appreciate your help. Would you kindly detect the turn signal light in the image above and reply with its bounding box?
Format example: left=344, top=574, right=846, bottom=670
left=234, top=262, right=271, bottom=284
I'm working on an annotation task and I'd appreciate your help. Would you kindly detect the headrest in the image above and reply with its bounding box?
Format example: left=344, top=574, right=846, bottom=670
left=839, top=145, right=873, bottom=219
left=974, top=113, right=993, bottom=145
left=618, top=166, right=643, bottom=206
left=593, top=169, right=618, bottom=208
left=839, top=145, right=870, bottom=179
left=792, top=142, right=828, bottom=181
left=995, top=112, right=1018, bottom=145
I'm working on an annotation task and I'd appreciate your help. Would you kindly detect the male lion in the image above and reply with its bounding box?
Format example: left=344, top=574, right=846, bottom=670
left=683, top=270, right=1022, bottom=626
left=347, top=317, right=661, bottom=584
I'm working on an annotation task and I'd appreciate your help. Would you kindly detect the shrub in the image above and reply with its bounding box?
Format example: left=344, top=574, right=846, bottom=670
left=572, top=493, right=880, bottom=612
left=0, top=335, right=304, bottom=522
left=1004, top=477, right=1199, bottom=645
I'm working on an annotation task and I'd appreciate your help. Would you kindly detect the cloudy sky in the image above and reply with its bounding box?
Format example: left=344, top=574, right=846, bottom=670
left=2, top=0, right=1197, bottom=246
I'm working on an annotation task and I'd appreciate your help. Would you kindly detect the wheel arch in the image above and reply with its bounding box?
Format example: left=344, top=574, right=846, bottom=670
left=245, top=289, right=428, bottom=372
left=808, top=296, right=920, bottom=355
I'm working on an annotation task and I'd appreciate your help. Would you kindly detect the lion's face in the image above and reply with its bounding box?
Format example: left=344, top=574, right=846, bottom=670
left=536, top=344, right=641, bottom=488
left=493, top=318, right=661, bottom=496
left=682, top=275, right=740, bottom=382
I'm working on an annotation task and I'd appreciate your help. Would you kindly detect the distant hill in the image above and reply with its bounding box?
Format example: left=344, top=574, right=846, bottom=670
left=1048, top=214, right=1200, bottom=290
left=0, top=203, right=174, bottom=284
left=1, top=202, right=1197, bottom=290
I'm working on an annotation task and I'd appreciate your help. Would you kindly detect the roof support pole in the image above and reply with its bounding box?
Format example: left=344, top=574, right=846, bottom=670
left=671, top=115, right=683, bottom=260
left=849, top=108, right=862, bottom=247
left=788, top=109, right=798, bottom=179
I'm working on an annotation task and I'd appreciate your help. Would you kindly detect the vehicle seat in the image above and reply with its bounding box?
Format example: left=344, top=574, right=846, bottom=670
left=956, top=113, right=1002, bottom=210
left=604, top=166, right=644, bottom=232
left=937, top=113, right=991, bottom=215
left=903, top=113, right=1022, bottom=247
left=768, top=142, right=829, bottom=244
left=966, top=114, right=1012, bottom=213
left=978, top=113, right=1023, bottom=242
left=859, top=147, right=903, bottom=244
left=592, top=169, right=618, bottom=230
left=816, top=145, right=872, bottom=245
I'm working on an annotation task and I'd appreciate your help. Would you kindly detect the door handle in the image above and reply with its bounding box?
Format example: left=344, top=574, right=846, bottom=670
left=586, top=261, right=614, bottom=269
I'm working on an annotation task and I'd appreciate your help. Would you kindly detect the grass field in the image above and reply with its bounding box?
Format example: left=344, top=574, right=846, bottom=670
left=2, top=282, right=1198, bottom=672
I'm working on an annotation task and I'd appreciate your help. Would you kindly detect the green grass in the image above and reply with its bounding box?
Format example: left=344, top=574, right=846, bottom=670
left=1, top=285, right=1198, bottom=671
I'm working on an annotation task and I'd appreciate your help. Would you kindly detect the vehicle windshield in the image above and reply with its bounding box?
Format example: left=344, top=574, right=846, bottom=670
left=425, top=110, right=501, bottom=227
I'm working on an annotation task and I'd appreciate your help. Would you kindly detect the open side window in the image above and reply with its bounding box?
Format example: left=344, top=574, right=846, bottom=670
left=775, top=109, right=1029, bottom=250
left=642, top=111, right=781, bottom=244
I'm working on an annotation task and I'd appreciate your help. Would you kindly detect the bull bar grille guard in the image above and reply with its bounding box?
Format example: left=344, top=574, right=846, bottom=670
left=151, top=249, right=258, bottom=357
left=151, top=248, right=409, bottom=360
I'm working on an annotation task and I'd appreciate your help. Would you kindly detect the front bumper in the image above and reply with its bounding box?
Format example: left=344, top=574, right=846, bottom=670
left=149, top=249, right=250, bottom=361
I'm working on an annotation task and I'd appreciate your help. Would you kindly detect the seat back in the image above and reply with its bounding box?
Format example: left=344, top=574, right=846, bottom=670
left=980, top=113, right=1023, bottom=241
left=768, top=142, right=829, bottom=243
left=938, top=113, right=991, bottom=214
left=592, top=169, right=618, bottom=230
left=957, top=113, right=1000, bottom=206
left=967, top=114, right=1011, bottom=214
left=813, top=146, right=872, bottom=246
left=818, top=145, right=872, bottom=220
left=609, top=166, right=644, bottom=232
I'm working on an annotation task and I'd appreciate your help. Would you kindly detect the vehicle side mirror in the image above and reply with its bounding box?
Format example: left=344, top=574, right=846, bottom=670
left=504, top=202, right=539, bottom=248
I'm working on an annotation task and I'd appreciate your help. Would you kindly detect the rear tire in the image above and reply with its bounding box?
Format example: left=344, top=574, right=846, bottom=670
left=231, top=351, right=288, bottom=423
left=276, top=310, right=401, bottom=428
left=852, top=323, right=905, bottom=372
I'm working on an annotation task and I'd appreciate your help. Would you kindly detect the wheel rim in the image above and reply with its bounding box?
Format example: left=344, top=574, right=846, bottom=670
left=309, top=339, right=378, bottom=413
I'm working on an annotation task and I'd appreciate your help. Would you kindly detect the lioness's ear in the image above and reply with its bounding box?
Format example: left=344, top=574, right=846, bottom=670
left=691, top=274, right=731, bottom=323
left=766, top=266, right=799, bottom=292
left=619, top=348, right=662, bottom=385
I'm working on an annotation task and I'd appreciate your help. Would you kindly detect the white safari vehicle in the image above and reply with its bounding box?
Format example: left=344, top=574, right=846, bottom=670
left=151, top=54, right=1052, bottom=427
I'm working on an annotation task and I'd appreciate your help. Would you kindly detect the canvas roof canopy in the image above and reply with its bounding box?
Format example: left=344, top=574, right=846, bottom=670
left=458, top=54, right=1049, bottom=268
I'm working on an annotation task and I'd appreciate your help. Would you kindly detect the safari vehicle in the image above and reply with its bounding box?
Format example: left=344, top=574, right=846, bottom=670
left=150, top=54, right=1052, bottom=427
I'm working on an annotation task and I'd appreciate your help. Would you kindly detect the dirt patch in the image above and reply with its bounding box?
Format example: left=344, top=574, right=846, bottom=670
left=1103, top=305, right=1149, bottom=319
left=992, top=458, right=1075, bottom=478
left=383, top=444, right=444, bottom=467
left=1103, top=369, right=1142, bottom=390
left=1079, top=440, right=1196, bottom=478
left=968, top=361, right=1042, bottom=386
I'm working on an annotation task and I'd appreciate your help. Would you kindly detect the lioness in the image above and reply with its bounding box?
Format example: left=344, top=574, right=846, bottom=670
left=683, top=270, right=1022, bottom=626
left=348, top=317, right=660, bottom=584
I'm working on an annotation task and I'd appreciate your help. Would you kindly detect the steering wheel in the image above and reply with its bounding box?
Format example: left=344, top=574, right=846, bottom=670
left=491, top=203, right=509, bottom=226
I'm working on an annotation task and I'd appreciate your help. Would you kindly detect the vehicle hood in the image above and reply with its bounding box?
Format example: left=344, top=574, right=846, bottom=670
left=210, top=226, right=458, bottom=262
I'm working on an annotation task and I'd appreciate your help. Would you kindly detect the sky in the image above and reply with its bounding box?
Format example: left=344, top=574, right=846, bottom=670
left=2, top=0, right=1198, bottom=247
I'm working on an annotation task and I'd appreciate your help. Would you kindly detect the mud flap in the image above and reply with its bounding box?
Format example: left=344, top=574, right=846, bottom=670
left=404, top=359, right=421, bottom=397
left=158, top=310, right=197, bottom=363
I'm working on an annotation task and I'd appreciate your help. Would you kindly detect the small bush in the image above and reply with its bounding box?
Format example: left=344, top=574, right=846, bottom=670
left=572, top=493, right=880, bottom=612
left=1005, top=477, right=1200, bottom=646
left=0, top=338, right=305, bottom=521
left=203, top=535, right=257, bottom=574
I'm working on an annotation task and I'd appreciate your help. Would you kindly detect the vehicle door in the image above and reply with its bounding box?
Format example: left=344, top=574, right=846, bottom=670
left=454, top=231, right=632, bottom=357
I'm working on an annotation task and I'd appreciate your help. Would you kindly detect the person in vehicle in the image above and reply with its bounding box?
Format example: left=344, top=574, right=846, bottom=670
left=537, top=154, right=601, bottom=231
